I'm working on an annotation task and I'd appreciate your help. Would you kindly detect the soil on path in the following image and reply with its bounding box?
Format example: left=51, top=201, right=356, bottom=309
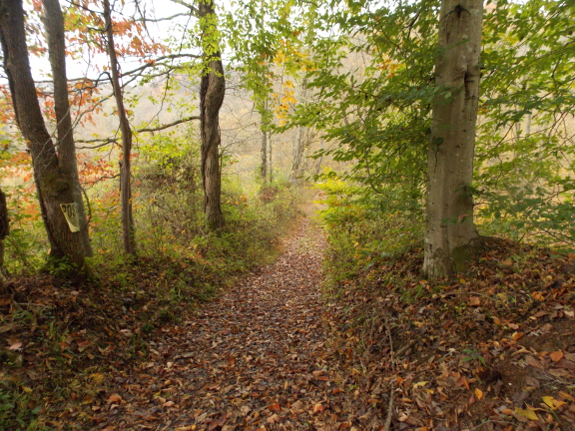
left=96, top=220, right=385, bottom=430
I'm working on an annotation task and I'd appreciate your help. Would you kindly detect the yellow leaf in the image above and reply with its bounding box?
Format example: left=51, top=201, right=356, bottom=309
left=90, top=373, right=105, bottom=383
left=515, top=407, right=539, bottom=421
left=542, top=396, right=567, bottom=410
left=475, top=388, right=484, bottom=400
left=413, top=381, right=428, bottom=389
left=21, top=386, right=33, bottom=393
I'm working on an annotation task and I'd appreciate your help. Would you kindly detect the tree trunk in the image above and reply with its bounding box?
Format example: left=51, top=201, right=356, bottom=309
left=269, top=130, right=273, bottom=183
left=260, top=98, right=268, bottom=183
left=423, top=0, right=483, bottom=278
left=42, top=0, right=93, bottom=257
left=0, top=187, right=8, bottom=270
left=199, top=0, right=225, bottom=231
left=103, top=0, right=135, bottom=254
left=261, top=127, right=268, bottom=183
left=315, top=138, right=324, bottom=177
left=0, top=0, right=87, bottom=274
left=289, top=77, right=308, bottom=185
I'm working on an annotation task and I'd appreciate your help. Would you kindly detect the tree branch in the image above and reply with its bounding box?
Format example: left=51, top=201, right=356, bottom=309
left=168, top=0, right=199, bottom=16
left=76, top=115, right=200, bottom=148
left=137, top=115, right=200, bottom=133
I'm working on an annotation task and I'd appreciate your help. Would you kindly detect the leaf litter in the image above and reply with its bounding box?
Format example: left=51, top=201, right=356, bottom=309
left=2, top=220, right=575, bottom=430
left=92, top=220, right=386, bottom=430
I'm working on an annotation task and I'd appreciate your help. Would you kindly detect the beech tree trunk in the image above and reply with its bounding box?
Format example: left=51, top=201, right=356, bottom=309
left=0, top=0, right=86, bottom=273
left=42, top=0, right=93, bottom=257
left=199, top=0, right=225, bottom=231
left=423, top=0, right=483, bottom=278
left=103, top=0, right=135, bottom=254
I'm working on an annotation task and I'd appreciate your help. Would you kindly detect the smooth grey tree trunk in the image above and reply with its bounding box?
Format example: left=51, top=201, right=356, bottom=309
left=42, top=0, right=93, bottom=257
left=199, top=0, right=225, bottom=231
left=0, top=0, right=87, bottom=274
left=103, top=0, right=135, bottom=254
left=423, top=0, right=483, bottom=278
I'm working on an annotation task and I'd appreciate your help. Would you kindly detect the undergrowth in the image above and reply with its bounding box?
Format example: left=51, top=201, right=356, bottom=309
left=0, top=162, right=302, bottom=430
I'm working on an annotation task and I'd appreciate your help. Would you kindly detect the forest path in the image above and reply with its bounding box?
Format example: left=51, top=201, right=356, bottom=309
left=99, top=218, right=385, bottom=430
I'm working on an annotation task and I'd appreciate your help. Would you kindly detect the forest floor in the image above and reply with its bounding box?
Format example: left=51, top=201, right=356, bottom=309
left=1, top=214, right=575, bottom=430
left=88, top=219, right=387, bottom=430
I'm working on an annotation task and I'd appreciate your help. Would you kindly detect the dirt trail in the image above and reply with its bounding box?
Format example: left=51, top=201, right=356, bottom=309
left=97, top=219, right=386, bottom=430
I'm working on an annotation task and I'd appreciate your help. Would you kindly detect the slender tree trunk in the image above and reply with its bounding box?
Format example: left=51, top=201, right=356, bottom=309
left=423, top=0, right=483, bottom=278
left=0, top=0, right=86, bottom=273
left=260, top=99, right=268, bottom=183
left=289, top=77, right=308, bottom=185
left=315, top=138, right=324, bottom=177
left=199, top=0, right=225, bottom=231
left=42, top=0, right=93, bottom=257
left=269, top=132, right=273, bottom=184
left=0, top=188, right=8, bottom=270
left=103, top=0, right=135, bottom=254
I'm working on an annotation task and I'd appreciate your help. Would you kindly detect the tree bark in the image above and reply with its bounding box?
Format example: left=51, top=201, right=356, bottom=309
left=423, top=0, right=483, bottom=278
left=0, top=0, right=86, bottom=274
left=42, top=0, right=93, bottom=257
left=289, top=77, right=308, bottom=185
left=0, top=188, right=8, bottom=270
left=260, top=99, right=268, bottom=183
left=103, top=0, right=135, bottom=254
left=199, top=0, right=225, bottom=231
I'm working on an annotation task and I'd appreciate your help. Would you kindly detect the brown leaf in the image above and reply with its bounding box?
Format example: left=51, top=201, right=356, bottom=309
left=312, top=403, right=324, bottom=414
left=108, top=393, right=122, bottom=403
left=455, top=376, right=470, bottom=390
left=550, top=350, right=564, bottom=362
left=268, top=402, right=281, bottom=413
left=525, top=355, right=543, bottom=369
left=468, top=296, right=481, bottom=307
left=8, top=342, right=22, bottom=351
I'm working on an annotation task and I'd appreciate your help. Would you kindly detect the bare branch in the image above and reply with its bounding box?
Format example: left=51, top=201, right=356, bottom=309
left=137, top=115, right=200, bottom=133
left=76, top=115, right=200, bottom=149
left=168, top=0, right=199, bottom=16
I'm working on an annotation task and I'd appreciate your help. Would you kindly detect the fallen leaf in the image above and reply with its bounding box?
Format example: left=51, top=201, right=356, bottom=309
left=8, top=342, right=22, bottom=351
left=515, top=407, right=539, bottom=421
left=512, top=332, right=524, bottom=341
left=468, top=296, right=481, bottom=307
left=475, top=388, right=483, bottom=400
left=90, top=373, right=105, bottom=383
left=312, top=403, right=324, bottom=414
left=559, top=391, right=575, bottom=402
left=455, top=376, right=470, bottom=390
left=525, top=355, right=543, bottom=369
left=108, top=393, right=122, bottom=403
left=542, top=396, right=566, bottom=410
left=550, top=350, right=564, bottom=362
left=268, top=402, right=281, bottom=413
